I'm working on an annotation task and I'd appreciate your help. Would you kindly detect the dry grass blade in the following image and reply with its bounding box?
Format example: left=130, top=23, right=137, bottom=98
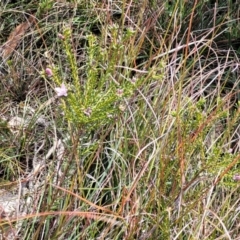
left=1, top=15, right=35, bottom=59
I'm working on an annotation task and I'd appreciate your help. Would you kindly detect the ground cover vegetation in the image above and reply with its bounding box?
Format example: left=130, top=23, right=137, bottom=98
left=0, top=0, right=240, bottom=239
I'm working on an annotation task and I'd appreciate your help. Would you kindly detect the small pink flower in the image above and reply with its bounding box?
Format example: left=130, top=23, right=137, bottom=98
left=45, top=68, right=53, bottom=77
left=116, top=89, right=124, bottom=97
left=227, top=148, right=233, bottom=153
left=55, top=83, right=68, bottom=97
left=57, top=33, right=65, bottom=40
left=83, top=108, right=92, bottom=117
left=130, top=77, right=137, bottom=84
left=233, top=174, right=240, bottom=181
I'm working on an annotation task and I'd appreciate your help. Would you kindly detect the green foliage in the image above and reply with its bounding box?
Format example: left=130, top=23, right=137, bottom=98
left=37, top=0, right=54, bottom=16
left=51, top=26, right=138, bottom=130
